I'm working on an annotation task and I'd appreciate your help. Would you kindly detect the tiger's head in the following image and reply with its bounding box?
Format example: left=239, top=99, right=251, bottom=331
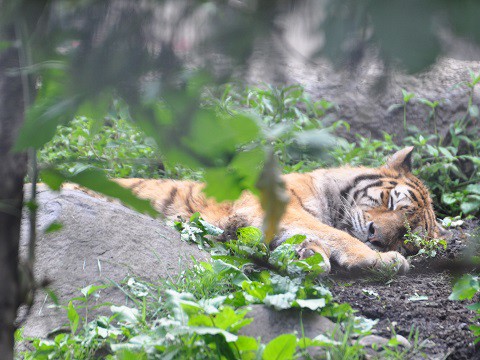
left=340, top=147, right=441, bottom=255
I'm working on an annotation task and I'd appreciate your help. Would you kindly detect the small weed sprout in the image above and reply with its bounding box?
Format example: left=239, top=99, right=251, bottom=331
left=419, top=98, right=440, bottom=136
left=401, top=89, right=415, bottom=132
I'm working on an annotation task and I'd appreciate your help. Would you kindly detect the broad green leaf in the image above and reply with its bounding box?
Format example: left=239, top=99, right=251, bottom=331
left=111, top=305, right=140, bottom=324
left=449, top=274, right=480, bottom=300
left=469, top=105, right=479, bottom=118
left=230, top=147, right=265, bottom=195
left=189, top=326, right=238, bottom=342
left=262, top=334, right=297, bottom=360
left=185, top=110, right=259, bottom=161
left=466, top=184, right=480, bottom=195
left=198, top=219, right=224, bottom=236
left=441, top=193, right=458, bottom=206
left=461, top=200, right=480, bottom=215
left=264, top=292, right=297, bottom=310
left=15, top=67, right=79, bottom=151
left=242, top=281, right=271, bottom=302
left=204, top=167, right=243, bottom=201
left=115, top=349, right=148, bottom=360
left=235, top=335, right=259, bottom=352
left=237, top=227, right=263, bottom=245
left=295, top=298, right=326, bottom=310
left=210, top=306, right=252, bottom=332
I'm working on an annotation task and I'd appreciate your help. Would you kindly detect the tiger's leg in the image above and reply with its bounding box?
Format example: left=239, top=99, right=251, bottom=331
left=279, top=209, right=409, bottom=274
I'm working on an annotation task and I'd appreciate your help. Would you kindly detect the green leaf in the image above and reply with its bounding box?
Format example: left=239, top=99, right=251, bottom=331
left=80, top=284, right=109, bottom=298
left=262, top=334, right=297, bottom=360
left=449, top=274, right=480, bottom=300
left=204, top=167, right=243, bottom=201
left=242, top=281, right=271, bottom=302
left=198, top=219, right=224, bottom=236
left=441, top=193, right=458, bottom=206
left=45, top=221, right=63, bottom=233
left=189, top=326, right=238, bottom=342
left=116, top=349, right=148, bottom=360
left=15, top=91, right=79, bottom=150
left=401, top=89, right=415, bottom=103
left=237, top=227, right=263, bottom=245
left=235, top=335, right=259, bottom=352
left=439, top=147, right=455, bottom=160
left=467, top=303, right=480, bottom=312
left=264, top=292, right=297, bottom=310
left=285, top=235, right=306, bottom=245
left=40, top=168, right=66, bottom=191
left=185, top=110, right=259, bottom=161
left=461, top=200, right=480, bottom=215
left=41, top=168, right=158, bottom=216
left=469, top=105, right=479, bottom=118
left=111, top=305, right=140, bottom=324
left=466, top=184, right=480, bottom=195
left=295, top=298, right=326, bottom=310
left=67, top=301, right=79, bottom=334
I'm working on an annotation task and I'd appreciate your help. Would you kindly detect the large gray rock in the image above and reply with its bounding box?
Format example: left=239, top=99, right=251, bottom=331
left=249, top=50, right=480, bottom=141
left=19, top=186, right=209, bottom=338
left=239, top=304, right=339, bottom=343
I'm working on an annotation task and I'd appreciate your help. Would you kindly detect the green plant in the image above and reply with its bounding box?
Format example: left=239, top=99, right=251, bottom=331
left=449, top=274, right=480, bottom=344
left=463, top=69, right=480, bottom=125
left=207, top=84, right=342, bottom=170
left=403, top=221, right=447, bottom=259
left=419, top=98, right=440, bottom=136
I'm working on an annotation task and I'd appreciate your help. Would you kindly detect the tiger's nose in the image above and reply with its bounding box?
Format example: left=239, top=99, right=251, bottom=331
left=367, top=221, right=376, bottom=240
left=367, top=222, right=385, bottom=248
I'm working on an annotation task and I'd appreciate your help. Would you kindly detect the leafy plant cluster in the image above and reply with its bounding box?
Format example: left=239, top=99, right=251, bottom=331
left=20, top=215, right=398, bottom=360
left=38, top=115, right=202, bottom=181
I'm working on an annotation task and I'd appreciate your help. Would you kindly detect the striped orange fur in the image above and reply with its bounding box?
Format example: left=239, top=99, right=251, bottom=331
left=72, top=147, right=439, bottom=274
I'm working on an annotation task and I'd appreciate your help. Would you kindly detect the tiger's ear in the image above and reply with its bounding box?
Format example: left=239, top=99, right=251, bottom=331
left=384, top=146, right=414, bottom=174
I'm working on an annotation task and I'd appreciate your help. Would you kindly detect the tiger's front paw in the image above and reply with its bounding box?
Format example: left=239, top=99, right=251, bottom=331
left=296, top=239, right=332, bottom=274
left=375, top=251, right=409, bottom=274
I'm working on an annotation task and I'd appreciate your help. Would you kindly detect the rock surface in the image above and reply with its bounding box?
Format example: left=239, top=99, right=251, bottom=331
left=239, top=304, right=339, bottom=343
left=19, top=186, right=209, bottom=338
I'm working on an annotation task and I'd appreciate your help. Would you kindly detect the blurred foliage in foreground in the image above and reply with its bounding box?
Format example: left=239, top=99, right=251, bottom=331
left=8, top=0, right=480, bottom=209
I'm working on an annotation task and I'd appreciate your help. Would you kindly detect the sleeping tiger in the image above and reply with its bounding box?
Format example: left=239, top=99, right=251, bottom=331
left=78, top=146, right=439, bottom=274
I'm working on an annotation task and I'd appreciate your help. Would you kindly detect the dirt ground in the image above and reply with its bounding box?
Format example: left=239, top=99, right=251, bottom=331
left=331, top=220, right=480, bottom=359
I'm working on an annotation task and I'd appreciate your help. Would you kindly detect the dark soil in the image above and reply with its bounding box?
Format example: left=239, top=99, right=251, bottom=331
left=331, top=220, right=480, bottom=360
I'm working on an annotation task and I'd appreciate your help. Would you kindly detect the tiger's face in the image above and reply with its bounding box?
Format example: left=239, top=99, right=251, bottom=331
left=339, top=147, right=439, bottom=255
